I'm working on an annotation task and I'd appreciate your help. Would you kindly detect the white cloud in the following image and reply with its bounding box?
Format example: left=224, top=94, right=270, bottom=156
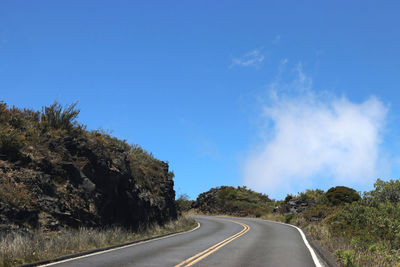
left=231, top=49, right=264, bottom=68
left=243, top=65, right=388, bottom=198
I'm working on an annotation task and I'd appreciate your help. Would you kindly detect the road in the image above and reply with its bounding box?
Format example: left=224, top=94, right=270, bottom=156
left=41, top=215, right=322, bottom=267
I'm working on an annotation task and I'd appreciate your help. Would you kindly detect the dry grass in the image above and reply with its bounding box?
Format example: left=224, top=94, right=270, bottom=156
left=0, top=182, right=34, bottom=210
left=260, top=213, right=285, bottom=222
left=0, top=216, right=197, bottom=267
left=294, top=217, right=400, bottom=267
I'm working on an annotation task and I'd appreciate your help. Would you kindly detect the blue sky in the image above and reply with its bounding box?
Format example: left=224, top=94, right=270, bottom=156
left=1, top=1, right=400, bottom=199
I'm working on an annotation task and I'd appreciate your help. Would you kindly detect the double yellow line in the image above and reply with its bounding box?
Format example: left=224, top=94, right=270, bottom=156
left=175, top=219, right=250, bottom=267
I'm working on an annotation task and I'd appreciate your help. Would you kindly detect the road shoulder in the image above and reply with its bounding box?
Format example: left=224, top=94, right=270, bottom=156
left=302, top=229, right=341, bottom=267
left=19, top=222, right=201, bottom=267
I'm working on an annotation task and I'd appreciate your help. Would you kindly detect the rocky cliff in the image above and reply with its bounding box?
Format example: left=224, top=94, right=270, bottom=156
left=0, top=101, right=177, bottom=233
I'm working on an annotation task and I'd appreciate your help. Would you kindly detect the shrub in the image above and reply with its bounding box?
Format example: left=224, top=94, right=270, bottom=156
left=325, top=186, right=360, bottom=206
left=0, top=127, right=25, bottom=161
left=40, top=101, right=80, bottom=130
left=0, top=101, right=9, bottom=123
left=284, top=194, right=293, bottom=203
left=284, top=214, right=294, bottom=223
left=0, top=182, right=34, bottom=209
left=286, top=180, right=400, bottom=266
left=90, top=128, right=132, bottom=153
left=329, top=200, right=400, bottom=250
left=194, top=186, right=273, bottom=216
left=302, top=204, right=333, bottom=221
left=365, top=178, right=400, bottom=203
left=176, top=194, right=192, bottom=213
left=298, top=189, right=328, bottom=205
left=335, top=249, right=355, bottom=267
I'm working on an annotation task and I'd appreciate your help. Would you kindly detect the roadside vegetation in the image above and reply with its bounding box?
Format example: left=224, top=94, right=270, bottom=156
left=261, top=181, right=400, bottom=266
left=288, top=179, right=400, bottom=267
left=175, top=194, right=194, bottom=214
left=0, top=215, right=196, bottom=267
left=0, top=100, right=165, bottom=174
left=193, top=186, right=274, bottom=217
left=191, top=180, right=400, bottom=266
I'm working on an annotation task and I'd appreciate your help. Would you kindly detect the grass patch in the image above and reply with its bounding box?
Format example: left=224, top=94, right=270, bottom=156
left=0, top=216, right=197, bottom=267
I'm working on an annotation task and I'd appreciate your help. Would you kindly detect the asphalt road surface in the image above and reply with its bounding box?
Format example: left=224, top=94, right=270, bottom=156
left=41, top=215, right=322, bottom=267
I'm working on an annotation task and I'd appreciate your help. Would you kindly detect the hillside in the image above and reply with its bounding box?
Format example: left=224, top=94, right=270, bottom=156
left=193, top=186, right=273, bottom=217
left=0, top=101, right=177, bottom=233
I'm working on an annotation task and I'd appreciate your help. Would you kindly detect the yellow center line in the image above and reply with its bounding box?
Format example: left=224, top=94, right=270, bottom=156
left=175, top=219, right=250, bottom=267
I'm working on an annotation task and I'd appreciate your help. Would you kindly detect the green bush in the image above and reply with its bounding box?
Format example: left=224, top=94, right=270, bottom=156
left=325, top=186, right=360, bottom=206
left=302, top=204, right=333, bottom=221
left=294, top=179, right=400, bottom=266
left=335, top=249, right=355, bottom=267
left=365, top=178, right=400, bottom=203
left=330, top=200, right=400, bottom=250
left=298, top=189, right=328, bottom=205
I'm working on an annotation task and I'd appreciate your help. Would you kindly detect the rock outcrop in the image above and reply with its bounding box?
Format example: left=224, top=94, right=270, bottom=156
left=273, top=199, right=312, bottom=215
left=0, top=102, right=177, bottom=233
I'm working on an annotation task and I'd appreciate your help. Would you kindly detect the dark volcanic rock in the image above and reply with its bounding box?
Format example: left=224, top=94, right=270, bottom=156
left=0, top=134, right=177, bottom=232
left=274, top=199, right=315, bottom=216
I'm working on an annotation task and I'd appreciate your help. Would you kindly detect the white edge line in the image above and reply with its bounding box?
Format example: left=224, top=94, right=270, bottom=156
left=205, top=215, right=322, bottom=267
left=40, top=222, right=201, bottom=267
left=263, top=220, right=322, bottom=267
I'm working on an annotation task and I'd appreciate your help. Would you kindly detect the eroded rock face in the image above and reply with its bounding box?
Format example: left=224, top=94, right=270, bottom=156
left=283, top=200, right=310, bottom=215
left=0, top=135, right=177, bottom=232
left=192, top=187, right=220, bottom=214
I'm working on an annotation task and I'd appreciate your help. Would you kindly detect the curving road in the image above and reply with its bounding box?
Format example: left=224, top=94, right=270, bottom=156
left=41, top=215, right=322, bottom=267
